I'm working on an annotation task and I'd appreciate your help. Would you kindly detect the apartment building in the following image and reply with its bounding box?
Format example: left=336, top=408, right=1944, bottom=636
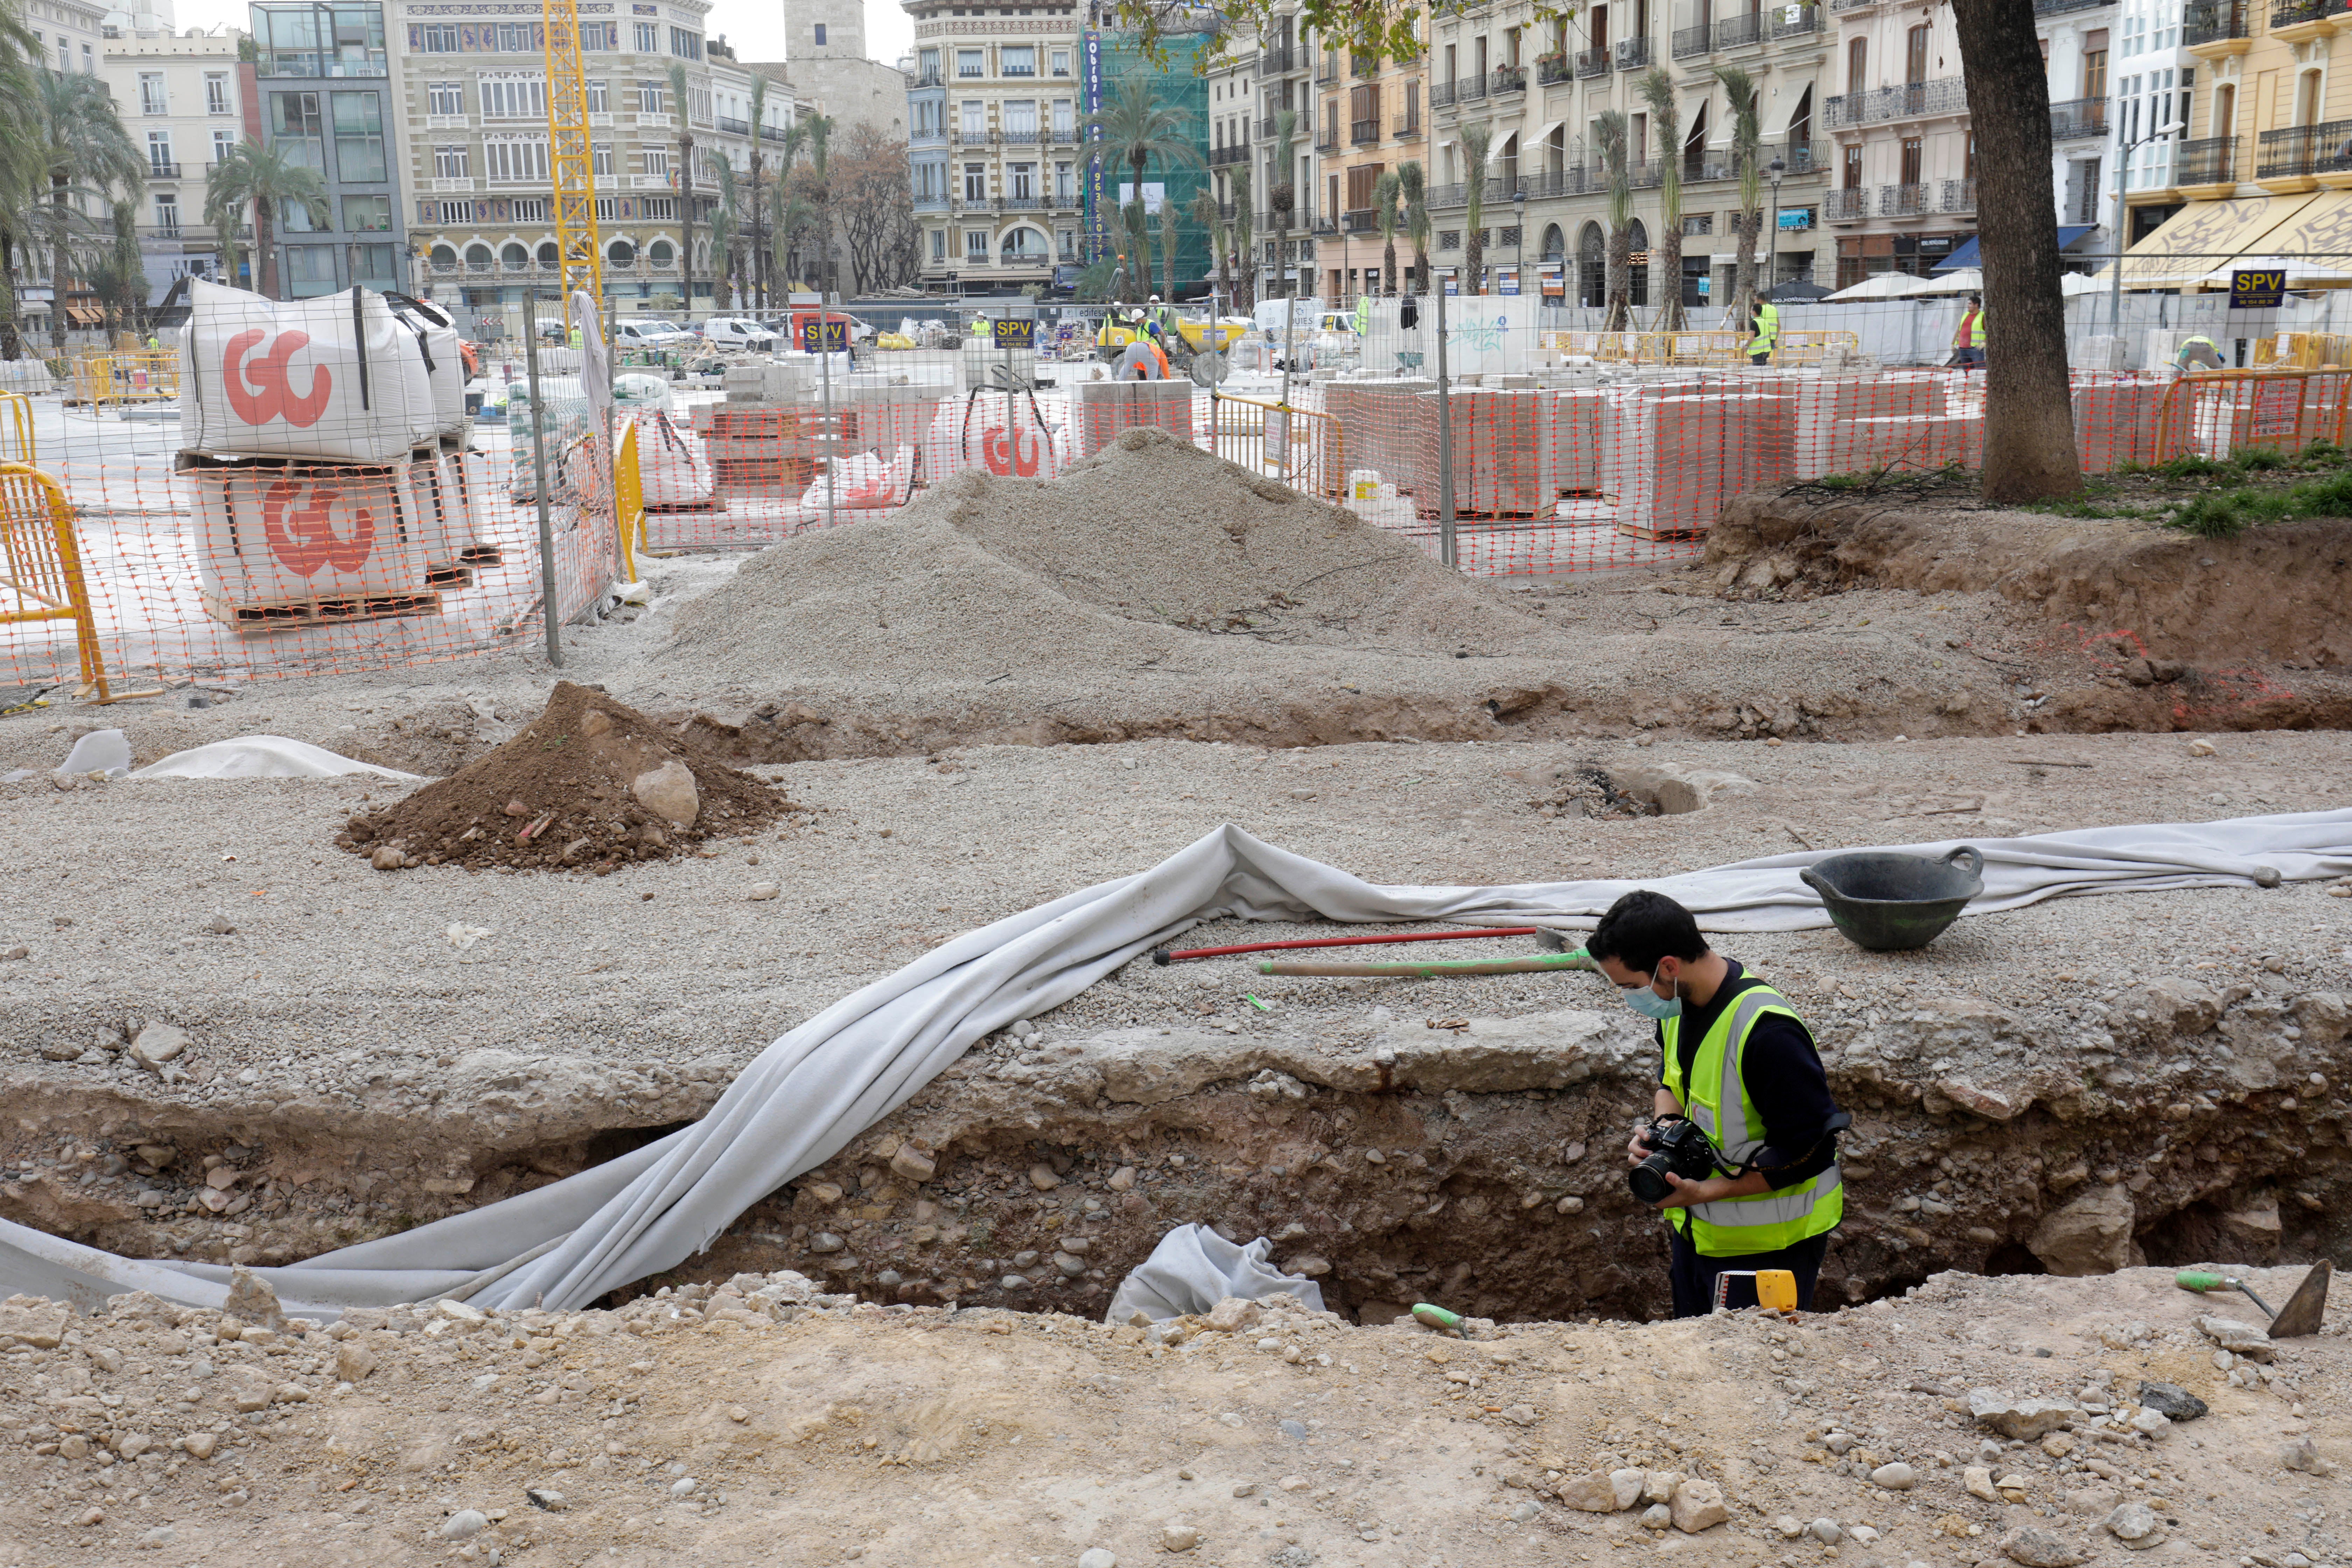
left=246, top=0, right=410, bottom=298
left=1312, top=30, right=1425, bottom=299
left=24, top=0, right=108, bottom=79
left=2112, top=0, right=2193, bottom=245
left=1416, top=0, right=1829, bottom=308
left=904, top=0, right=1087, bottom=292
left=400, top=1, right=785, bottom=316
left=1821, top=2, right=1977, bottom=285
left=2039, top=0, right=2120, bottom=260
left=100, top=22, right=248, bottom=303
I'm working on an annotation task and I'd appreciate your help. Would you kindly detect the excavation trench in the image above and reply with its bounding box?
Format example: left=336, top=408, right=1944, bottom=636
left=5, top=981, right=2346, bottom=1324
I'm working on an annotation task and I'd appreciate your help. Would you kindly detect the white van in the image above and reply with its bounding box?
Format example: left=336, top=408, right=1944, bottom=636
left=614, top=319, right=693, bottom=349
left=701, top=316, right=778, bottom=351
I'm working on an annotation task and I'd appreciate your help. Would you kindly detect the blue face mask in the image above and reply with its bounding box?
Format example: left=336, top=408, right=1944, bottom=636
left=1623, top=987, right=1683, bottom=1021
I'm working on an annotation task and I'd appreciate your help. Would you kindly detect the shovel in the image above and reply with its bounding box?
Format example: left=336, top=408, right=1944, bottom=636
left=2175, top=1260, right=2332, bottom=1338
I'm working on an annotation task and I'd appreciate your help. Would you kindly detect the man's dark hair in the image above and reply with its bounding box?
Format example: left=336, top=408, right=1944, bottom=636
left=1587, top=890, right=1708, bottom=975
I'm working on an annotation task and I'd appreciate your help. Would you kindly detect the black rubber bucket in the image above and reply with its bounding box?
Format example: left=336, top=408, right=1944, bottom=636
left=1800, top=845, right=1984, bottom=952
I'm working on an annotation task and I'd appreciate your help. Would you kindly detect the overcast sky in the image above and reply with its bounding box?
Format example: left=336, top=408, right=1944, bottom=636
left=163, top=0, right=918, bottom=72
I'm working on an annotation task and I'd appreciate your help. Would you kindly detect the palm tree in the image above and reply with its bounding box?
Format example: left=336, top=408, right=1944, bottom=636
left=27, top=69, right=141, bottom=348
left=705, top=150, right=740, bottom=308
left=1080, top=76, right=1202, bottom=298
left=1639, top=68, right=1686, bottom=332
left=1230, top=166, right=1255, bottom=314
left=667, top=62, right=696, bottom=316
left=1374, top=170, right=1401, bottom=296
left=1190, top=187, right=1229, bottom=311
left=747, top=75, right=772, bottom=313
left=204, top=137, right=325, bottom=304
left=1595, top=110, right=1633, bottom=332
left=1119, top=198, right=1151, bottom=298
left=1460, top=123, right=1492, bottom=296
left=1157, top=195, right=1181, bottom=303
left=1713, top=64, right=1762, bottom=330
left=0, top=7, right=47, bottom=357
left=1398, top=160, right=1429, bottom=295
left=1074, top=256, right=1122, bottom=302
left=1265, top=108, right=1298, bottom=299
left=91, top=196, right=144, bottom=337
left=800, top=114, right=834, bottom=299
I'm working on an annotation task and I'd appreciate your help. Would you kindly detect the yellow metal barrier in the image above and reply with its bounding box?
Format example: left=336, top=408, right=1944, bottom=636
left=1203, top=391, right=1345, bottom=499
left=1777, top=330, right=1862, bottom=366
left=2154, top=367, right=2352, bottom=462
left=0, top=462, right=114, bottom=702
left=0, top=392, right=32, bottom=465
left=68, top=352, right=179, bottom=411
left=614, top=420, right=643, bottom=582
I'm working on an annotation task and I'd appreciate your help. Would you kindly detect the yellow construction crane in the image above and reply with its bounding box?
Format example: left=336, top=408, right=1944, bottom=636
left=541, top=0, right=603, bottom=325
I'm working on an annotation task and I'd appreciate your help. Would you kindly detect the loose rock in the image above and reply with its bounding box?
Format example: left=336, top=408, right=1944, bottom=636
left=1997, top=1525, right=2087, bottom=1567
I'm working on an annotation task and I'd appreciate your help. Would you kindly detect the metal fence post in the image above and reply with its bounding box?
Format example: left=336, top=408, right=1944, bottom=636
left=1436, top=284, right=1456, bottom=571
left=523, top=287, right=564, bottom=667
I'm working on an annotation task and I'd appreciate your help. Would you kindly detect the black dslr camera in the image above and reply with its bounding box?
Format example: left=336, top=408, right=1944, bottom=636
left=1627, top=1116, right=1719, bottom=1204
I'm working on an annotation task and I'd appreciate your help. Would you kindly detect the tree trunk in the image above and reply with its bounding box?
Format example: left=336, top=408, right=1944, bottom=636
left=679, top=132, right=695, bottom=314
left=1953, top=0, right=2083, bottom=500
left=257, top=199, right=280, bottom=302
left=1412, top=240, right=1428, bottom=294
left=751, top=156, right=765, bottom=313
left=1653, top=221, right=1684, bottom=331
left=1382, top=237, right=1396, bottom=295
left=1466, top=226, right=1483, bottom=297
left=1729, top=208, right=1758, bottom=330
left=1604, top=223, right=1631, bottom=332
left=50, top=179, right=69, bottom=353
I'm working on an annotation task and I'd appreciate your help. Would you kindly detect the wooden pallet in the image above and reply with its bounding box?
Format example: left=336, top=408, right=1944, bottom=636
left=647, top=496, right=728, bottom=514
left=1614, top=519, right=1710, bottom=542
left=201, top=589, right=443, bottom=632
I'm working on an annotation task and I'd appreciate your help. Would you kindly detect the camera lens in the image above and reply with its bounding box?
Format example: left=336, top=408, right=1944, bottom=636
left=1628, top=1154, right=1674, bottom=1204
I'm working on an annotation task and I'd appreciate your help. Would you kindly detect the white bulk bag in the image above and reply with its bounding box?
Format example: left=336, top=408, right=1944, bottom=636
left=383, top=293, right=468, bottom=439
left=799, top=444, right=913, bottom=512
left=186, top=458, right=439, bottom=618
left=178, top=278, right=437, bottom=462
left=628, top=408, right=715, bottom=510
left=405, top=448, right=501, bottom=574
left=919, top=391, right=1063, bottom=484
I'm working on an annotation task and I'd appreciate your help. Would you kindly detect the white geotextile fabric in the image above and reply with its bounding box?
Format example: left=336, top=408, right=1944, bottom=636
left=1105, top=1224, right=1326, bottom=1324
left=4, top=810, right=2350, bottom=1320
left=126, top=736, right=423, bottom=781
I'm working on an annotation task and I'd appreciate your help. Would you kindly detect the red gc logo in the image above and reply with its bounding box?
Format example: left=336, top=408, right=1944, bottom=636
left=259, top=480, right=375, bottom=576
left=224, top=330, right=334, bottom=428
left=981, top=420, right=1044, bottom=477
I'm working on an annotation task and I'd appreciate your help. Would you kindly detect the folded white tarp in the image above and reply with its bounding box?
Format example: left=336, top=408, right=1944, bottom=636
left=5, top=811, right=2348, bottom=1320
left=126, top=736, right=424, bottom=781
left=1105, top=1224, right=1326, bottom=1324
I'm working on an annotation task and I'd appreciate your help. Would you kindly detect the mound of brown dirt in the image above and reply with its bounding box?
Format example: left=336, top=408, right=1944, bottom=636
left=340, top=681, right=792, bottom=872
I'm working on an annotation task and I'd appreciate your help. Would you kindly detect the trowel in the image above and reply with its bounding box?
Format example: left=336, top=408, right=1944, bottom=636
left=2175, top=1260, right=2332, bottom=1338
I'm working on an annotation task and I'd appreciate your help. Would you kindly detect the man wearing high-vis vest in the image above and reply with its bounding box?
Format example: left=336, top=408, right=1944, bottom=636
left=1591, top=890, right=1847, bottom=1317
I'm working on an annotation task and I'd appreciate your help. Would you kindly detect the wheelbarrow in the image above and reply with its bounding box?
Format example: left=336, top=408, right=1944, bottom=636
left=1799, top=845, right=1984, bottom=952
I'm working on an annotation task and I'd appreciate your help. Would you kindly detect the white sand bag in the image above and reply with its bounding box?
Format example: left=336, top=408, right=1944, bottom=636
left=178, top=279, right=436, bottom=461
left=630, top=407, right=715, bottom=509
left=1105, top=1224, right=1326, bottom=1324
left=383, top=293, right=467, bottom=438
left=799, top=444, right=912, bottom=511
left=128, top=736, right=423, bottom=780
left=919, top=392, right=1062, bottom=483
left=185, top=458, right=439, bottom=613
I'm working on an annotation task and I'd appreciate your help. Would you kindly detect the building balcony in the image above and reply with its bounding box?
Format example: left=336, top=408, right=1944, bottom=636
left=147, top=162, right=181, bottom=180
left=911, top=69, right=944, bottom=86
left=2255, top=119, right=2352, bottom=182
left=2184, top=0, right=2251, bottom=51
left=1351, top=118, right=1380, bottom=144
left=1829, top=0, right=1877, bottom=9
left=430, top=177, right=481, bottom=192
left=140, top=224, right=241, bottom=244
left=1457, top=72, right=1488, bottom=102
left=759, top=124, right=788, bottom=142
left=1825, top=187, right=1870, bottom=221
left=1314, top=130, right=1340, bottom=152
left=1879, top=182, right=1930, bottom=216
left=1575, top=46, right=1611, bottom=76
left=1492, top=64, right=1527, bottom=93
left=1257, top=45, right=1293, bottom=76
left=1672, top=23, right=1710, bottom=58
left=2175, top=132, right=2240, bottom=187
left=1258, top=115, right=1283, bottom=138
left=1315, top=54, right=1339, bottom=83
left=2049, top=97, right=2108, bottom=139
left=1536, top=54, right=1572, bottom=83
left=1770, top=4, right=1822, bottom=36
left=1394, top=113, right=1422, bottom=139
left=1210, top=142, right=1251, bottom=166
left=1941, top=177, right=1977, bottom=212
left=1616, top=37, right=1654, bottom=68
left=1428, top=181, right=1466, bottom=208
left=1521, top=166, right=1591, bottom=198
left=914, top=193, right=950, bottom=211
left=1343, top=208, right=1378, bottom=232
left=952, top=128, right=997, bottom=144
left=2035, top=0, right=2112, bottom=11
left=2270, top=0, right=2336, bottom=35
left=1822, top=77, right=1968, bottom=127
left=425, top=113, right=468, bottom=130
left=912, top=127, right=947, bottom=146
left=1001, top=128, right=1042, bottom=144
left=1715, top=12, right=1762, bottom=48
left=634, top=112, right=674, bottom=130
left=999, top=195, right=1044, bottom=209
left=716, top=115, right=749, bottom=136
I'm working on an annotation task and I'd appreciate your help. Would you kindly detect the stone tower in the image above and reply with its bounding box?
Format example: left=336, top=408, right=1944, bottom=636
left=781, top=0, right=865, bottom=63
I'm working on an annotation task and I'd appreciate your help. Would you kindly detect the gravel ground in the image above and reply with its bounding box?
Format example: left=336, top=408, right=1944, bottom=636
left=0, top=1262, right=2341, bottom=1567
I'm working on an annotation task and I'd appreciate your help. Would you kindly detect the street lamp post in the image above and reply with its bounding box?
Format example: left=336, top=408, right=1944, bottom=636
left=1765, top=155, right=1786, bottom=296
left=2107, top=131, right=2162, bottom=352
left=1513, top=187, right=1526, bottom=297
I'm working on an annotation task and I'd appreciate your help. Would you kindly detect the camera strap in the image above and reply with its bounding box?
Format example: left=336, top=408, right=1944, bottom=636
left=1713, top=1111, right=1851, bottom=1180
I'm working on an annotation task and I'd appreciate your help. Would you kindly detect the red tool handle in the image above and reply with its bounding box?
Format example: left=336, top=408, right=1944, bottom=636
left=1153, top=927, right=1539, bottom=964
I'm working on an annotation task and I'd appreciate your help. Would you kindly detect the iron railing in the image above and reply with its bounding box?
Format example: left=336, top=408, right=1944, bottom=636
left=1314, top=128, right=1341, bottom=152
left=147, top=161, right=181, bottom=179
left=1538, top=55, right=1572, bottom=83
left=1576, top=46, right=1612, bottom=76
left=1941, top=178, right=1977, bottom=212
left=2049, top=97, right=2109, bottom=139
left=2036, top=0, right=2111, bottom=12
left=2174, top=133, right=2239, bottom=183
left=2183, top=0, right=2250, bottom=45
left=1825, top=187, right=1869, bottom=220
left=1258, top=46, right=1293, bottom=75
left=1344, top=208, right=1378, bottom=232
left=1673, top=23, right=1710, bottom=57
left=1769, top=5, right=1822, bottom=35
left=1209, top=143, right=1251, bottom=166
left=1715, top=12, right=1761, bottom=48
left=2255, top=119, right=2352, bottom=179
left=1822, top=77, right=1968, bottom=126
left=1429, top=79, right=1457, bottom=108
left=1394, top=113, right=1422, bottom=138
left=2272, top=0, right=2333, bottom=25
left=1492, top=64, right=1527, bottom=92
left=1458, top=71, right=1489, bottom=101
left=1316, top=53, right=1339, bottom=83
left=1880, top=182, right=1930, bottom=215
left=1617, top=37, right=1654, bottom=68
left=716, top=115, right=749, bottom=136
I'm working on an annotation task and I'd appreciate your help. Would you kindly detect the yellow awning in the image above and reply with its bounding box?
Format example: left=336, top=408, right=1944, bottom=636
left=2099, top=192, right=2323, bottom=286
left=2212, top=188, right=2352, bottom=284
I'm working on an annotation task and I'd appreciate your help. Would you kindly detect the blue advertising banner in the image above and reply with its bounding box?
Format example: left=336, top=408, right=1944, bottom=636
left=1082, top=31, right=1107, bottom=261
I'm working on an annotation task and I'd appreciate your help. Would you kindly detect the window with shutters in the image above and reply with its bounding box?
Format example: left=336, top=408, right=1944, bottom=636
left=484, top=138, right=551, bottom=183
left=1905, top=24, right=1928, bottom=85
left=206, top=72, right=232, bottom=114
left=480, top=76, right=546, bottom=119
